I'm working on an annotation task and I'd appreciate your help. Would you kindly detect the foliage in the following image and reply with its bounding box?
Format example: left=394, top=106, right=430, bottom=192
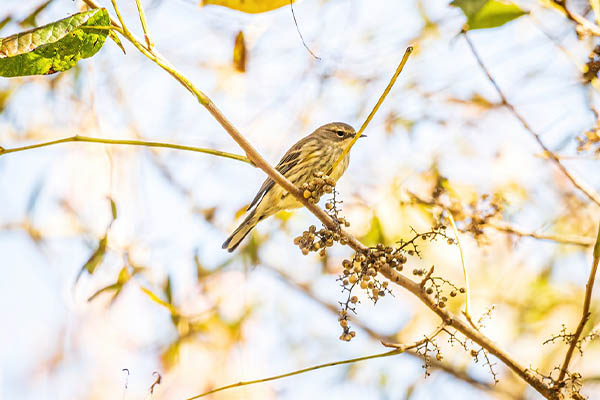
left=451, top=0, right=527, bottom=30
left=0, top=9, right=108, bottom=77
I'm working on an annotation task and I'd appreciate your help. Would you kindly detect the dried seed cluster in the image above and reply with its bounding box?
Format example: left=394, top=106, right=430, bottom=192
left=301, top=172, right=335, bottom=204
left=294, top=220, right=349, bottom=258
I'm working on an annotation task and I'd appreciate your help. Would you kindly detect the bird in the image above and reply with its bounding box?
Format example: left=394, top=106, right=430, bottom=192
left=222, top=122, right=364, bottom=252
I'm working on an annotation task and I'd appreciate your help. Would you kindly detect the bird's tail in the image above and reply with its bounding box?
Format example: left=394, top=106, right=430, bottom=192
left=222, top=209, right=259, bottom=252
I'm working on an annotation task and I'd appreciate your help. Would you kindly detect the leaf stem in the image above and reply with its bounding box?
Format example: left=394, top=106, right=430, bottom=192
left=134, top=0, right=155, bottom=51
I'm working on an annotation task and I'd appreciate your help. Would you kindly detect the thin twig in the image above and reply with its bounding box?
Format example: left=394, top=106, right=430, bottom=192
left=463, top=32, right=600, bottom=207
left=134, top=0, right=155, bottom=51
left=289, top=0, right=319, bottom=60
left=75, top=2, right=556, bottom=397
left=186, top=349, right=403, bottom=399
left=488, top=221, right=595, bottom=247
left=557, top=221, right=600, bottom=383
left=0, top=135, right=250, bottom=164
left=329, top=46, right=413, bottom=174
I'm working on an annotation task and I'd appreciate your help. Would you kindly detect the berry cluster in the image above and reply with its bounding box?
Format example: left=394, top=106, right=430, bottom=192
left=341, top=244, right=404, bottom=300
left=293, top=219, right=349, bottom=258
left=301, top=172, right=336, bottom=204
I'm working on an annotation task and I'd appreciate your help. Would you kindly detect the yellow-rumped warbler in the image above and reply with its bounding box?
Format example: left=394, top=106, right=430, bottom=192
left=222, top=122, right=364, bottom=252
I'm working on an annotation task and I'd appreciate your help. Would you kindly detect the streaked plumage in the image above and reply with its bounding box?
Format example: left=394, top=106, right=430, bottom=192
left=222, top=122, right=361, bottom=252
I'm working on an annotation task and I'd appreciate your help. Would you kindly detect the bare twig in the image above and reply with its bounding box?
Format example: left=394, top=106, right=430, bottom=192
left=289, top=0, right=320, bottom=60
left=0, top=135, right=250, bottom=164
left=463, top=32, right=600, bottom=207
left=556, top=221, right=600, bottom=383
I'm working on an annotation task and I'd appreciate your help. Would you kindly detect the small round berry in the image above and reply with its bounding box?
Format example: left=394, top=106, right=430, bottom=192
left=350, top=296, right=358, bottom=304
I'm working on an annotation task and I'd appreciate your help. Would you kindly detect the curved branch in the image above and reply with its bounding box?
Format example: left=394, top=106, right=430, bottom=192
left=0, top=135, right=250, bottom=164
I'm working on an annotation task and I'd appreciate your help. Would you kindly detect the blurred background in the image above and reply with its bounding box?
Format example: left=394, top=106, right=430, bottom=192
left=1, top=0, right=599, bottom=399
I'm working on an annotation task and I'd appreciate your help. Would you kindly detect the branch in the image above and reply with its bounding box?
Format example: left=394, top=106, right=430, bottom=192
left=0, top=135, right=250, bottom=164
left=77, top=2, right=556, bottom=398
left=463, top=32, right=600, bottom=207
left=557, top=221, right=600, bottom=383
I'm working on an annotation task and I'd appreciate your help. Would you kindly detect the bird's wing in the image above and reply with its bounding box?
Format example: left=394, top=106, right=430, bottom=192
left=246, top=146, right=302, bottom=211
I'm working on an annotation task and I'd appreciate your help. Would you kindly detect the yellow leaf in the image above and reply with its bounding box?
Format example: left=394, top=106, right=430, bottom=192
left=233, top=30, right=247, bottom=73
left=140, top=286, right=178, bottom=315
left=201, top=0, right=293, bottom=14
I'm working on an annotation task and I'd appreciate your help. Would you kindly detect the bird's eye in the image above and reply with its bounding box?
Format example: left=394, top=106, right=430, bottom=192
left=336, top=130, right=345, bottom=137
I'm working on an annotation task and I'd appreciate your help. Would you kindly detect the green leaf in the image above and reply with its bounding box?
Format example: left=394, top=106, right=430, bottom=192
left=0, top=9, right=109, bottom=77
left=451, top=0, right=527, bottom=30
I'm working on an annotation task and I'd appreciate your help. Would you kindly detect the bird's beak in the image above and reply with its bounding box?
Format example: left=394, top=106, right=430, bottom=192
left=358, top=134, right=367, bottom=138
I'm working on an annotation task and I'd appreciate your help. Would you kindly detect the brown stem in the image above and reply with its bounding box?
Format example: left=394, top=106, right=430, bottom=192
left=557, top=222, right=600, bottom=383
